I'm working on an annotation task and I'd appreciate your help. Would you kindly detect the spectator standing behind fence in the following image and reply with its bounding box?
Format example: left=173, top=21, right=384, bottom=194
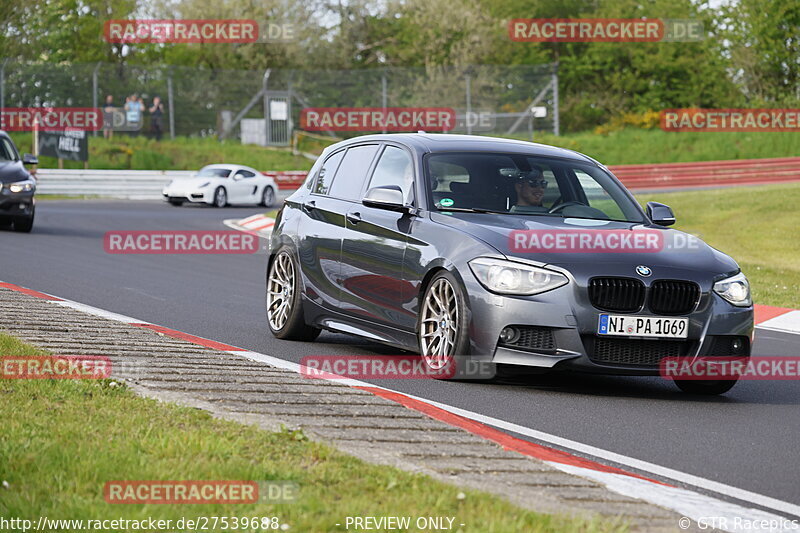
left=103, top=95, right=114, bottom=139
left=125, top=94, right=143, bottom=136
left=149, top=96, right=164, bottom=141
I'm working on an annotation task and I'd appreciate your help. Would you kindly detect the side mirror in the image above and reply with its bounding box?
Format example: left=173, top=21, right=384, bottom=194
left=646, top=201, right=676, bottom=226
left=363, top=185, right=407, bottom=211
left=22, top=153, right=38, bottom=166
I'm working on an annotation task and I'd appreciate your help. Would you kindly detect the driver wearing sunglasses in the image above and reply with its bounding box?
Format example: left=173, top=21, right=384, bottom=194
left=511, top=168, right=548, bottom=213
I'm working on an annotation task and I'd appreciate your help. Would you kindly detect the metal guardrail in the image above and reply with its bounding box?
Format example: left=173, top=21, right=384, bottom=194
left=34, top=169, right=193, bottom=199
left=33, top=169, right=299, bottom=200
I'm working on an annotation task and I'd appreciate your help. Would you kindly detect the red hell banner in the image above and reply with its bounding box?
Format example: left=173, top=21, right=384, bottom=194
left=300, top=107, right=457, bottom=132
left=509, top=18, right=665, bottom=42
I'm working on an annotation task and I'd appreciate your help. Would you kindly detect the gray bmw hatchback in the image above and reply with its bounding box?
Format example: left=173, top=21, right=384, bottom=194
left=267, top=134, right=753, bottom=394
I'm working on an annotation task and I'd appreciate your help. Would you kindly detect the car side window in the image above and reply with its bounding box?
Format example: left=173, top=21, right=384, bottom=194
left=328, top=144, right=380, bottom=201
left=0, top=138, right=18, bottom=162
left=367, top=146, right=414, bottom=203
left=313, top=150, right=345, bottom=195
left=238, top=170, right=256, bottom=178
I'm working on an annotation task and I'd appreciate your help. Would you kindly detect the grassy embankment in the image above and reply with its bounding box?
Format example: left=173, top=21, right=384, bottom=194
left=0, top=333, right=625, bottom=532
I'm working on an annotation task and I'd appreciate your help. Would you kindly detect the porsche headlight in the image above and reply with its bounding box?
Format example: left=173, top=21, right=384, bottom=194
left=713, top=272, right=751, bottom=307
left=198, top=181, right=210, bottom=188
left=469, top=257, right=568, bottom=295
left=8, top=179, right=35, bottom=193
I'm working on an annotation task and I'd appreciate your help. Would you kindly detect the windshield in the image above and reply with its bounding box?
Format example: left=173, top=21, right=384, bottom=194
left=426, top=152, right=643, bottom=223
left=197, top=167, right=231, bottom=178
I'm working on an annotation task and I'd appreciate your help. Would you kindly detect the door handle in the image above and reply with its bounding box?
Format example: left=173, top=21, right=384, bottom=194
left=346, top=212, right=362, bottom=224
left=302, top=200, right=316, bottom=212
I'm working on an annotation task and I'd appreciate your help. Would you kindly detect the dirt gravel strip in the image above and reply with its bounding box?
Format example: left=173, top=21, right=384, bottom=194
left=0, top=285, right=712, bottom=531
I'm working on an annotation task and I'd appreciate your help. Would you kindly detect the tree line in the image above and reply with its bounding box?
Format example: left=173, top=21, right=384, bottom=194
left=1, top=0, right=797, bottom=132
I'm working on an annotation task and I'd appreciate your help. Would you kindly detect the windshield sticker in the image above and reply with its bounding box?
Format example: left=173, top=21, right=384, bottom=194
left=439, top=198, right=454, bottom=207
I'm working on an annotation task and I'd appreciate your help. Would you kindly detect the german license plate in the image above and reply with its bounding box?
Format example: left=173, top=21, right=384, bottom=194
left=598, top=314, right=688, bottom=339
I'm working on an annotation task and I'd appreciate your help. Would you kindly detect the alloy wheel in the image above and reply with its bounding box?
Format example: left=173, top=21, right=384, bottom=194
left=267, top=252, right=295, bottom=331
left=420, top=277, right=459, bottom=369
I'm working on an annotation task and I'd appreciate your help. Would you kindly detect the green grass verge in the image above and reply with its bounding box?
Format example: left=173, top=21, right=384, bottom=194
left=636, top=182, right=800, bottom=308
left=0, top=333, right=625, bottom=533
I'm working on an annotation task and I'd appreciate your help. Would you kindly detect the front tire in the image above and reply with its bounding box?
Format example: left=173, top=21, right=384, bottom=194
left=212, top=187, right=227, bottom=208
left=261, top=186, right=276, bottom=207
left=418, top=270, right=473, bottom=379
left=266, top=248, right=321, bottom=341
left=674, top=379, right=738, bottom=395
left=13, top=208, right=34, bottom=233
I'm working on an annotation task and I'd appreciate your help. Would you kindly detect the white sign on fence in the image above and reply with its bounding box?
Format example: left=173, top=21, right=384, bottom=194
left=241, top=119, right=267, bottom=146
left=270, top=101, right=288, bottom=121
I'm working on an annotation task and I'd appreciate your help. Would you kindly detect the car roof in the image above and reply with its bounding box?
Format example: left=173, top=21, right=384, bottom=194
left=201, top=163, right=258, bottom=172
left=326, top=133, right=597, bottom=165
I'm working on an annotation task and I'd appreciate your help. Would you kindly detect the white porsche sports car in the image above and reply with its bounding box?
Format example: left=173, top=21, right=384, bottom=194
left=162, top=164, right=278, bottom=207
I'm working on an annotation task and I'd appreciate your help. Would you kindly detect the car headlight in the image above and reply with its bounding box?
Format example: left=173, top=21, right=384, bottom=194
left=468, top=257, right=569, bottom=295
left=713, top=272, right=751, bottom=307
left=8, top=179, right=35, bottom=193
left=198, top=182, right=210, bottom=188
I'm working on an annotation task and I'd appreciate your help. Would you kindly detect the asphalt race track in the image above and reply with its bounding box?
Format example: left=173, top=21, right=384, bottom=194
left=4, top=200, right=800, bottom=511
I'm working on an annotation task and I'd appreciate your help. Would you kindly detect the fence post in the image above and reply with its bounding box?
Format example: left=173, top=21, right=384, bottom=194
left=0, top=59, right=8, bottom=119
left=262, top=68, right=271, bottom=145
left=92, top=62, right=101, bottom=137
left=465, top=73, right=472, bottom=135
left=552, top=62, right=560, bottom=136
left=381, top=71, right=387, bottom=134
left=167, top=69, right=175, bottom=139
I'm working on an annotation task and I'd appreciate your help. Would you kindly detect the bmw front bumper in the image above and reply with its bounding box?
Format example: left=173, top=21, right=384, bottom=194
left=462, top=269, right=754, bottom=376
